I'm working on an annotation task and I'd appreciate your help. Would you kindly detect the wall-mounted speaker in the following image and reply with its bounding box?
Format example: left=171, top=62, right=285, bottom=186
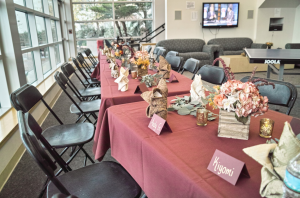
left=175, top=10, right=182, bottom=20
left=247, top=10, right=254, bottom=19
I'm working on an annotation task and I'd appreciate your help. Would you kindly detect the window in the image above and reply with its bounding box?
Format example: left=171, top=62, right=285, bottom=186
left=16, top=11, right=31, bottom=49
left=48, top=0, right=55, bottom=16
left=40, top=47, right=51, bottom=74
left=72, top=0, right=153, bottom=54
left=33, top=0, right=44, bottom=12
left=51, top=20, right=58, bottom=42
left=54, top=45, right=61, bottom=65
left=14, top=0, right=25, bottom=6
left=22, top=52, right=37, bottom=84
left=35, top=16, right=48, bottom=45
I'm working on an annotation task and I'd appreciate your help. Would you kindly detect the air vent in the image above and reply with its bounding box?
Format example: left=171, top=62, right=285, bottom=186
left=175, top=10, right=182, bottom=20
left=248, top=10, right=254, bottom=19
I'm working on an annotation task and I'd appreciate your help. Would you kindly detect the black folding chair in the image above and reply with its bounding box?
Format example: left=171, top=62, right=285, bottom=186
left=156, top=48, right=166, bottom=63
left=61, top=63, right=101, bottom=100
left=145, top=45, right=152, bottom=54
left=165, top=55, right=184, bottom=72
left=18, top=111, right=141, bottom=198
left=54, top=71, right=100, bottom=124
left=72, top=58, right=100, bottom=88
left=241, top=76, right=297, bottom=115
left=180, top=58, right=200, bottom=77
left=77, top=53, right=94, bottom=74
left=192, top=65, right=227, bottom=84
left=10, top=84, right=95, bottom=168
left=84, top=48, right=98, bottom=67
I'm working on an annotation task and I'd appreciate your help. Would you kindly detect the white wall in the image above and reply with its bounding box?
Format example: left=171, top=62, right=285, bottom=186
left=255, top=8, right=296, bottom=49
left=292, top=5, right=300, bottom=43
left=165, top=0, right=258, bottom=42
left=154, top=0, right=165, bottom=43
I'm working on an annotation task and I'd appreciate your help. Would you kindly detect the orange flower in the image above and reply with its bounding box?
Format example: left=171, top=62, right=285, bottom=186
left=119, top=50, right=123, bottom=55
left=213, top=94, right=226, bottom=107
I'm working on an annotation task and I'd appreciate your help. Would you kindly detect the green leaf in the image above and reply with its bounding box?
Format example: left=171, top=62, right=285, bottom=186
left=167, top=107, right=175, bottom=111
left=201, top=97, right=209, bottom=105
left=183, top=104, right=194, bottom=110
left=173, top=105, right=181, bottom=110
left=190, top=100, right=200, bottom=105
left=190, top=111, right=197, bottom=116
left=208, top=117, right=217, bottom=121
left=190, top=107, right=198, bottom=112
left=177, top=108, right=191, bottom=115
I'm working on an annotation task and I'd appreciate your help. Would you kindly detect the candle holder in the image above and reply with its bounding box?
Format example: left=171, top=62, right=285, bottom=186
left=197, top=108, right=208, bottom=126
left=259, top=118, right=275, bottom=138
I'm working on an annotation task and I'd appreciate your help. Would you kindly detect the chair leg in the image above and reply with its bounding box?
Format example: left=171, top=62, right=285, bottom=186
left=141, top=193, right=148, bottom=198
left=81, top=147, right=95, bottom=164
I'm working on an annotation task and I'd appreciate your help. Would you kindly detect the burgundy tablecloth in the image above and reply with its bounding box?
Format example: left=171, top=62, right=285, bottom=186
left=93, top=53, right=193, bottom=160
left=97, top=95, right=292, bottom=198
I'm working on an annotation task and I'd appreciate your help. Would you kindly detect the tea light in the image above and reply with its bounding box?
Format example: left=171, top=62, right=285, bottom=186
left=259, top=118, right=275, bottom=138
left=131, top=71, right=137, bottom=79
left=197, top=108, right=208, bottom=126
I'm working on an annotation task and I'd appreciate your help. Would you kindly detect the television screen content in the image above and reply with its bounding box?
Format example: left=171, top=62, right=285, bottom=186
left=202, top=3, right=239, bottom=28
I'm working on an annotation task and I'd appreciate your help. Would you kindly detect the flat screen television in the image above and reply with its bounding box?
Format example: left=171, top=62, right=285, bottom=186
left=202, top=2, right=239, bottom=28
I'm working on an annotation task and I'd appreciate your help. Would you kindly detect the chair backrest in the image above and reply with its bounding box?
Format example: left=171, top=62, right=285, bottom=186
left=240, top=76, right=297, bottom=115
left=54, top=71, right=69, bottom=90
left=72, top=58, right=89, bottom=81
left=182, top=58, right=200, bottom=74
left=84, top=49, right=91, bottom=57
left=165, top=55, right=184, bottom=71
left=153, top=46, right=165, bottom=55
left=10, top=84, right=43, bottom=112
left=285, top=43, right=300, bottom=49
left=156, top=48, right=166, bottom=62
left=193, top=65, right=226, bottom=85
left=145, top=45, right=152, bottom=54
left=61, top=63, right=75, bottom=78
left=165, top=51, right=178, bottom=58
left=18, top=111, right=71, bottom=195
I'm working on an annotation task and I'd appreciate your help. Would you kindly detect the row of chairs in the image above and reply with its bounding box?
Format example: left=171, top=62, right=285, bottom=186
left=13, top=50, right=142, bottom=197
left=147, top=45, right=297, bottom=115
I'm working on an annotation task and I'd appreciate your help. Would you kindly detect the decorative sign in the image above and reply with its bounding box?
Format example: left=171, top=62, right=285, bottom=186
left=168, top=74, right=179, bottom=83
left=207, top=149, right=250, bottom=185
left=186, top=1, right=195, bottom=9
left=191, top=11, right=198, bottom=21
left=148, top=114, right=172, bottom=135
left=134, top=83, right=149, bottom=94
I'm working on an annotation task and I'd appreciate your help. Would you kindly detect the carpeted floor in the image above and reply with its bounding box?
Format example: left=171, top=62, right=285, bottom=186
left=0, top=67, right=299, bottom=198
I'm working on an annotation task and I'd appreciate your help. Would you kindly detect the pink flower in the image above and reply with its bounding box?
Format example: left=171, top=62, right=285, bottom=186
left=213, top=94, right=226, bottom=108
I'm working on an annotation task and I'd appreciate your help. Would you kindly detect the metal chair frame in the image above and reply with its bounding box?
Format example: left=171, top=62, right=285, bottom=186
left=84, top=49, right=98, bottom=67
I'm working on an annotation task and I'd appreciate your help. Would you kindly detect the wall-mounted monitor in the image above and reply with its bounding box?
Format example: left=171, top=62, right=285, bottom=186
left=202, top=2, right=240, bottom=28
left=269, top=18, right=283, bottom=31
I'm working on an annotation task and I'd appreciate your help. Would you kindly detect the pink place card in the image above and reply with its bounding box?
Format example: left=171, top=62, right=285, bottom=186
left=148, top=114, right=172, bottom=135
left=168, top=74, right=179, bottom=83
left=134, top=83, right=149, bottom=94
left=207, top=149, right=250, bottom=185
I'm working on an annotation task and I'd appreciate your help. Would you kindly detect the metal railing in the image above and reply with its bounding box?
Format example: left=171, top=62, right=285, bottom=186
left=139, top=23, right=165, bottom=43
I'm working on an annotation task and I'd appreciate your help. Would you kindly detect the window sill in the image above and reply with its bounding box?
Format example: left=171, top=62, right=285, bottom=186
left=0, top=66, right=63, bottom=148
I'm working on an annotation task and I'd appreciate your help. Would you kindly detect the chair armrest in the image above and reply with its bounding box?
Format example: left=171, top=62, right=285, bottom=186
left=202, top=45, right=223, bottom=61
left=251, top=43, right=267, bottom=49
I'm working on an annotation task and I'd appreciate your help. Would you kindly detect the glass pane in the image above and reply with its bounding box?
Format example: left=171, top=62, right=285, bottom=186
left=77, top=40, right=100, bottom=55
left=48, top=0, right=54, bottom=16
left=15, top=11, right=31, bottom=49
left=72, top=0, right=111, bottom=2
left=40, top=47, right=51, bottom=74
left=114, top=2, right=152, bottom=20
left=51, top=20, right=58, bottom=42
left=14, top=0, right=25, bottom=6
left=22, top=52, right=37, bottom=84
left=33, top=0, right=43, bottom=12
left=35, top=16, right=48, bottom=45
left=75, top=22, right=114, bottom=39
left=73, top=4, right=113, bottom=21
left=54, top=45, right=61, bottom=65
left=116, top=20, right=152, bottom=37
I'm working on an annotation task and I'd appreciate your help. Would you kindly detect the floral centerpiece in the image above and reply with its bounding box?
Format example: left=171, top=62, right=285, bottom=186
left=266, top=42, right=273, bottom=49
left=130, top=51, right=150, bottom=77
left=202, top=58, right=274, bottom=140
left=112, top=41, right=135, bottom=68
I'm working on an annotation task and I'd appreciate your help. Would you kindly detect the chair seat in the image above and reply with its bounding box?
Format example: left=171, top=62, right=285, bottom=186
left=47, top=161, right=141, bottom=198
left=77, top=87, right=101, bottom=97
left=70, top=99, right=101, bottom=114
left=223, top=50, right=244, bottom=55
left=83, top=78, right=100, bottom=86
left=42, top=123, right=95, bottom=148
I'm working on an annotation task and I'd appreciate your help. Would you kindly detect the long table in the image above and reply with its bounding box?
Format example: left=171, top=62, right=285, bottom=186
left=100, top=95, right=292, bottom=198
left=92, top=51, right=193, bottom=160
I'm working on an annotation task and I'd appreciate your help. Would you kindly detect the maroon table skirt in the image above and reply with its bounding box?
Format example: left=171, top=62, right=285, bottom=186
left=100, top=95, right=292, bottom=198
left=92, top=53, right=193, bottom=160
